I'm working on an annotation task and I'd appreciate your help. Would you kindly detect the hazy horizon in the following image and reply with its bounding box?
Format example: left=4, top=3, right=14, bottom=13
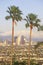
left=0, top=31, right=43, bottom=42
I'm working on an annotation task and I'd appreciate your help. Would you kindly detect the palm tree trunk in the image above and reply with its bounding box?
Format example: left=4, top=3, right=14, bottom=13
left=28, top=24, right=32, bottom=65
left=11, top=19, right=14, bottom=65
left=12, top=19, right=14, bottom=45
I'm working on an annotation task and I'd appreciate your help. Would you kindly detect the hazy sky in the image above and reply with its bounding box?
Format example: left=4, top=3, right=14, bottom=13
left=0, top=0, right=43, bottom=36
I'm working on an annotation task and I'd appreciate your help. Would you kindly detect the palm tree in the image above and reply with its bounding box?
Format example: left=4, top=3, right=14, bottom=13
left=24, top=13, right=40, bottom=65
left=5, top=5, right=22, bottom=45
left=5, top=5, right=22, bottom=65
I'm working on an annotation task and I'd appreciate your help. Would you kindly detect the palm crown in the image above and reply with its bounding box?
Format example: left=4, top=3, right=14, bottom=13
left=24, top=13, right=40, bottom=30
left=5, top=5, right=22, bottom=21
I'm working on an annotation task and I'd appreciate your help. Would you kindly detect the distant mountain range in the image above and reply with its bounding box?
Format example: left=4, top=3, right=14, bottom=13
left=0, top=35, right=43, bottom=42
left=0, top=35, right=12, bottom=41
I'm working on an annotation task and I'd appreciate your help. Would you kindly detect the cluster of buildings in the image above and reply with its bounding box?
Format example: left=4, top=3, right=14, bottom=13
left=0, top=35, right=43, bottom=65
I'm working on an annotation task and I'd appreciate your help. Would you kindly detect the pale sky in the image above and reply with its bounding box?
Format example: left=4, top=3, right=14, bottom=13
left=0, top=0, right=43, bottom=36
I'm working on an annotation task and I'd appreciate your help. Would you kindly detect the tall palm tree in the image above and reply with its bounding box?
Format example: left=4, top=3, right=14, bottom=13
left=5, top=5, right=22, bottom=45
left=5, top=5, right=22, bottom=65
left=24, top=13, right=40, bottom=65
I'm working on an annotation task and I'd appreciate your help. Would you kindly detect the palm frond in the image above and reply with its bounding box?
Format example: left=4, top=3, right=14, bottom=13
left=36, top=19, right=40, bottom=23
left=6, top=7, right=11, bottom=14
left=33, top=23, right=40, bottom=27
left=25, top=23, right=29, bottom=28
left=5, top=16, right=11, bottom=20
left=6, top=10, right=10, bottom=13
left=8, top=7, right=10, bottom=10
left=24, top=19, right=28, bottom=23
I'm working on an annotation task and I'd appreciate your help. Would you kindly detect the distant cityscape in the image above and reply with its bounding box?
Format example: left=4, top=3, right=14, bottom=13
left=0, top=35, right=43, bottom=42
left=0, top=37, right=43, bottom=65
